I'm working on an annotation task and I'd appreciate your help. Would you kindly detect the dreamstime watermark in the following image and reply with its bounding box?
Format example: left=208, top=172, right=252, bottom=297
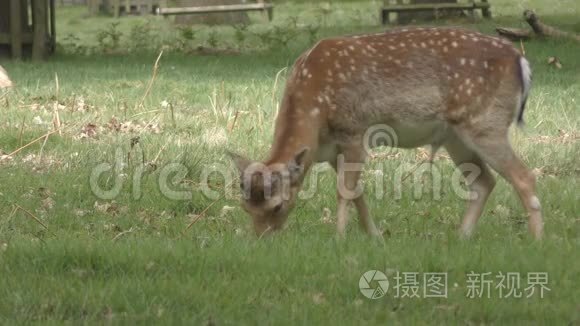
left=358, top=271, right=551, bottom=299
left=89, top=124, right=482, bottom=202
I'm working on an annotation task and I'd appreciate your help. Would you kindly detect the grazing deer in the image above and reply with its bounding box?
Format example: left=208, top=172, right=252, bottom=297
left=229, top=27, right=543, bottom=239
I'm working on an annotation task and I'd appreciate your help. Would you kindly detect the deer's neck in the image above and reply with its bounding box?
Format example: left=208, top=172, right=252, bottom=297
left=265, top=95, right=321, bottom=168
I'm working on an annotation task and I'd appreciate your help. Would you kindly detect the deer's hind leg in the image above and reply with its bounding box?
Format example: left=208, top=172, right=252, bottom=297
left=444, top=136, right=496, bottom=238
left=452, top=127, right=543, bottom=239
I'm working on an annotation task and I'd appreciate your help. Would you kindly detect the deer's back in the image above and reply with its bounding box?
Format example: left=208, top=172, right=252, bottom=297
left=286, top=27, right=524, bottom=147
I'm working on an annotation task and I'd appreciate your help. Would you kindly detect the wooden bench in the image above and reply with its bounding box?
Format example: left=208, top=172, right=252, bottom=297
left=156, top=1, right=274, bottom=22
left=381, top=0, right=491, bottom=24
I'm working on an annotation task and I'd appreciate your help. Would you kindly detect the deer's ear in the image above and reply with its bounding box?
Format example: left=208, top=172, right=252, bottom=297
left=287, top=147, right=309, bottom=183
left=227, top=150, right=252, bottom=174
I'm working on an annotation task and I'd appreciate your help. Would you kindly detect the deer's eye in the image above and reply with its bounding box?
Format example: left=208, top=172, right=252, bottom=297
left=272, top=203, right=283, bottom=214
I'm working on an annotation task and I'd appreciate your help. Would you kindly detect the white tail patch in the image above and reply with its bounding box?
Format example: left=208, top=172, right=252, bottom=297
left=516, top=57, right=532, bottom=125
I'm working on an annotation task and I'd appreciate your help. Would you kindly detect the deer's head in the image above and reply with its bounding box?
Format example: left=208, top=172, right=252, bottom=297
left=228, top=148, right=309, bottom=236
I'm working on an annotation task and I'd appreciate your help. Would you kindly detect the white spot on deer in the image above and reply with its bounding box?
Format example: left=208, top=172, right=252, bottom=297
left=327, top=70, right=333, bottom=77
left=459, top=84, right=464, bottom=91
left=308, top=74, right=312, bottom=79
left=388, top=45, right=396, bottom=50
left=530, top=196, right=541, bottom=210
left=465, top=78, right=471, bottom=85
left=335, top=62, right=341, bottom=69
left=467, top=88, right=472, bottom=96
left=324, top=51, right=330, bottom=57
left=338, top=73, right=347, bottom=81
left=407, top=62, right=414, bottom=68
left=311, top=108, right=320, bottom=117
left=472, top=37, right=479, bottom=42
left=443, top=46, right=448, bottom=53
left=420, top=42, right=427, bottom=48
left=447, top=75, right=452, bottom=81
left=451, top=41, right=458, bottom=48
left=350, top=65, right=356, bottom=71
left=399, top=42, right=406, bottom=48
left=348, top=45, right=355, bottom=51
left=460, top=58, right=466, bottom=65
left=478, top=76, right=484, bottom=84
left=394, top=59, right=401, bottom=65
left=450, top=31, right=456, bottom=36
left=302, top=68, right=308, bottom=76
left=469, top=59, right=476, bottom=66
left=460, top=35, right=467, bottom=40
left=317, top=96, right=324, bottom=104
left=454, top=94, right=460, bottom=101
left=297, top=120, right=304, bottom=126
left=492, top=41, right=501, bottom=47
left=454, top=72, right=459, bottom=79
left=483, top=61, right=489, bottom=69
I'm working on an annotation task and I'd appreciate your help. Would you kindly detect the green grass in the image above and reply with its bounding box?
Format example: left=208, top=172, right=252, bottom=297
left=0, top=1, right=579, bottom=324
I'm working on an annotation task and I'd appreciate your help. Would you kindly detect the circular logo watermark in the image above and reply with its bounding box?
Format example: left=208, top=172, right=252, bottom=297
left=363, top=124, right=398, bottom=155
left=359, top=270, right=389, bottom=299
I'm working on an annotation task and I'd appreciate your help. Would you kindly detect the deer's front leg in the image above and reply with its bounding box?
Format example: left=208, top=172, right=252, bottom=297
left=353, top=196, right=381, bottom=236
left=334, top=145, right=368, bottom=236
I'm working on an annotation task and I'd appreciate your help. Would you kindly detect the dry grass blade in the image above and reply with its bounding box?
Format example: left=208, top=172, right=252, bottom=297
left=137, top=50, right=164, bottom=109
left=53, top=73, right=62, bottom=136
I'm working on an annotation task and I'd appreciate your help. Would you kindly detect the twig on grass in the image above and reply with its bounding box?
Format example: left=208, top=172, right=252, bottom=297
left=112, top=227, right=136, bottom=242
left=14, top=204, right=55, bottom=237
left=6, top=129, right=61, bottom=158
left=181, top=181, right=234, bottom=236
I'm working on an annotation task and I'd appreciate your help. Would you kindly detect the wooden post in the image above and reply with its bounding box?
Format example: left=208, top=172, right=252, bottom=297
left=32, top=0, right=48, bottom=61
left=10, top=0, right=22, bottom=59
left=481, top=0, right=491, bottom=18
left=50, top=0, right=56, bottom=53
left=125, top=0, right=130, bottom=15
left=88, top=0, right=99, bottom=15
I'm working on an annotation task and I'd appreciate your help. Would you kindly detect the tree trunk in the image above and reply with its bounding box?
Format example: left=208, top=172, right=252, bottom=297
left=170, top=0, right=250, bottom=26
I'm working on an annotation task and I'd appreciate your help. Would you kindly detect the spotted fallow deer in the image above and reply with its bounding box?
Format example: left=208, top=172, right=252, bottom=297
left=229, top=27, right=543, bottom=239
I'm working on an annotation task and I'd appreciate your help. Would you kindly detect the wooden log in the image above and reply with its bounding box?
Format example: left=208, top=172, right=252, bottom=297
left=32, top=0, right=48, bottom=61
left=10, top=0, right=22, bottom=59
left=495, top=27, right=532, bottom=41
left=524, top=9, right=580, bottom=42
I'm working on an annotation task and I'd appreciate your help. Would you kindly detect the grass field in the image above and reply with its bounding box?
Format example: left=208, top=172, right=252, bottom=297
left=0, top=0, right=579, bottom=324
